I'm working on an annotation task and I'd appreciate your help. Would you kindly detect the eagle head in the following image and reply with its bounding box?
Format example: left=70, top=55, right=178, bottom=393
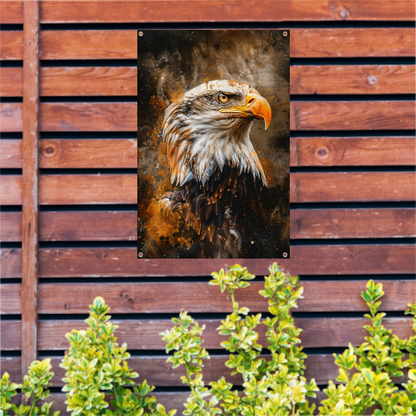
left=162, top=80, right=272, bottom=188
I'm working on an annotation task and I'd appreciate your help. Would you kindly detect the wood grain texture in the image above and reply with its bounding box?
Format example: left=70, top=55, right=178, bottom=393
left=39, top=103, right=136, bottom=132
left=37, top=211, right=137, bottom=241
left=292, top=28, right=415, bottom=57
left=0, top=31, right=23, bottom=60
left=290, top=137, right=416, bottom=166
left=291, top=172, right=416, bottom=202
left=39, top=67, right=136, bottom=96
left=39, top=30, right=136, bottom=60
left=291, top=65, right=416, bottom=95
left=291, top=208, right=416, bottom=239
left=0, top=284, right=21, bottom=314
left=0, top=67, right=23, bottom=96
left=0, top=249, right=21, bottom=278
left=35, top=0, right=415, bottom=23
left=36, top=280, right=415, bottom=314
left=39, top=139, right=137, bottom=168
left=2, top=317, right=412, bottom=351
left=0, top=212, right=22, bottom=242
left=0, top=175, right=22, bottom=205
left=0, top=103, right=22, bottom=132
left=290, top=101, right=415, bottom=131
left=38, top=29, right=415, bottom=60
left=2, top=208, right=414, bottom=242
left=35, top=245, right=416, bottom=277
left=1, top=321, right=21, bottom=350
left=0, top=139, right=22, bottom=168
left=22, top=0, right=40, bottom=377
left=39, top=175, right=136, bottom=205
left=0, top=1, right=23, bottom=24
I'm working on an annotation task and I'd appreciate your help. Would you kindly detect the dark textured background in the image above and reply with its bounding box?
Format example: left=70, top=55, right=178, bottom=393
left=138, top=30, right=290, bottom=258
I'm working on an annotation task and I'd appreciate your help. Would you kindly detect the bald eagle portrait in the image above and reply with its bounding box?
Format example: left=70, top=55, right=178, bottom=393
left=157, top=79, right=285, bottom=258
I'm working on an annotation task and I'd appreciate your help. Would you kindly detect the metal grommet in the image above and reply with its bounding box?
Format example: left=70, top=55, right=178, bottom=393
left=283, top=252, right=288, bottom=258
left=283, top=31, right=288, bottom=37
left=138, top=252, right=143, bottom=258
left=139, top=31, right=143, bottom=37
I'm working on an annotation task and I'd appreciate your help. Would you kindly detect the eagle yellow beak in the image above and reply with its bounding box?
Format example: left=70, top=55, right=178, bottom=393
left=219, top=93, right=272, bottom=130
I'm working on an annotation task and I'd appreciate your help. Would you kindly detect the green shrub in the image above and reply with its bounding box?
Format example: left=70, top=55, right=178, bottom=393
left=1, top=263, right=415, bottom=416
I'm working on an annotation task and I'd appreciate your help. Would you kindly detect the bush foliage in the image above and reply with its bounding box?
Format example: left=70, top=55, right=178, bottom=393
left=1, top=263, right=415, bottom=416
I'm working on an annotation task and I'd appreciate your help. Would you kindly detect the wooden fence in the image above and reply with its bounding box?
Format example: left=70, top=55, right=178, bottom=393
left=1, top=1, right=415, bottom=413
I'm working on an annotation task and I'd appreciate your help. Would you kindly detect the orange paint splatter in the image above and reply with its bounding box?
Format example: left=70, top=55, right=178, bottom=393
left=259, top=157, right=275, bottom=186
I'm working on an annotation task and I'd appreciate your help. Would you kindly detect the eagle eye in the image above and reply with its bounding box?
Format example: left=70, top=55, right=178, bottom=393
left=216, top=93, right=231, bottom=103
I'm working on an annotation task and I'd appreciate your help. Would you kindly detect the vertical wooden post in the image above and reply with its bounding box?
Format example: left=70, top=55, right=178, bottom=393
left=21, top=0, right=40, bottom=380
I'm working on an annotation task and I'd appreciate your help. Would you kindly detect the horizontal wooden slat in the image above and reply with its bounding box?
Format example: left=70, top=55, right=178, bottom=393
left=39, top=139, right=137, bottom=168
left=39, top=102, right=136, bottom=132
left=0, top=31, right=23, bottom=60
left=291, top=172, right=416, bottom=202
left=39, top=67, right=136, bottom=96
left=2, top=317, right=411, bottom=351
left=40, top=30, right=136, bottom=60
left=0, top=175, right=22, bottom=205
left=0, top=284, right=21, bottom=314
left=33, top=1, right=416, bottom=23
left=0, top=139, right=22, bottom=168
left=290, top=101, right=415, bottom=131
left=2, top=208, right=414, bottom=242
left=291, top=28, right=415, bottom=58
left=0, top=249, right=21, bottom=278
left=291, top=65, right=416, bottom=95
left=290, top=137, right=416, bottom=166
left=0, top=103, right=22, bottom=132
left=0, top=67, right=23, bottom=96
left=3, top=173, right=415, bottom=206
left=36, top=280, right=414, bottom=314
left=28, top=246, right=416, bottom=278
left=38, top=29, right=416, bottom=60
left=291, top=208, right=416, bottom=239
left=0, top=320, right=21, bottom=350
left=0, top=1, right=23, bottom=24
left=4, top=138, right=414, bottom=169
left=39, top=174, right=136, bottom=205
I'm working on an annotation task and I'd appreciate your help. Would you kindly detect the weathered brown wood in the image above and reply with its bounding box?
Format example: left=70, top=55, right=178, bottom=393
left=38, top=29, right=415, bottom=60
left=291, top=208, right=416, bottom=239
left=21, top=0, right=40, bottom=382
left=2, top=208, right=414, bottom=242
left=39, top=67, right=136, bottom=96
left=39, top=30, right=136, bottom=60
left=0, top=357, right=21, bottom=381
left=0, top=249, right=21, bottom=278
left=290, top=101, right=415, bottom=131
left=0, top=67, right=23, bottom=96
left=37, top=211, right=137, bottom=241
left=39, top=103, right=136, bottom=132
left=39, top=317, right=414, bottom=350
left=290, top=137, right=416, bottom=166
left=0, top=212, right=22, bottom=242
left=292, top=28, right=415, bottom=57
left=0, top=320, right=21, bottom=350
left=291, top=172, right=416, bottom=202
left=0, top=284, right=21, bottom=314
left=0, top=1, right=23, bottom=24
left=0, top=175, right=22, bottom=205
left=0, top=139, right=22, bottom=168
left=35, top=0, right=415, bottom=23
left=0, top=31, right=23, bottom=60
left=36, top=245, right=416, bottom=277
left=291, top=65, right=416, bottom=95
left=39, top=174, right=136, bottom=205
left=37, top=280, right=415, bottom=314
left=0, top=103, right=22, bottom=132
left=39, top=139, right=137, bottom=168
